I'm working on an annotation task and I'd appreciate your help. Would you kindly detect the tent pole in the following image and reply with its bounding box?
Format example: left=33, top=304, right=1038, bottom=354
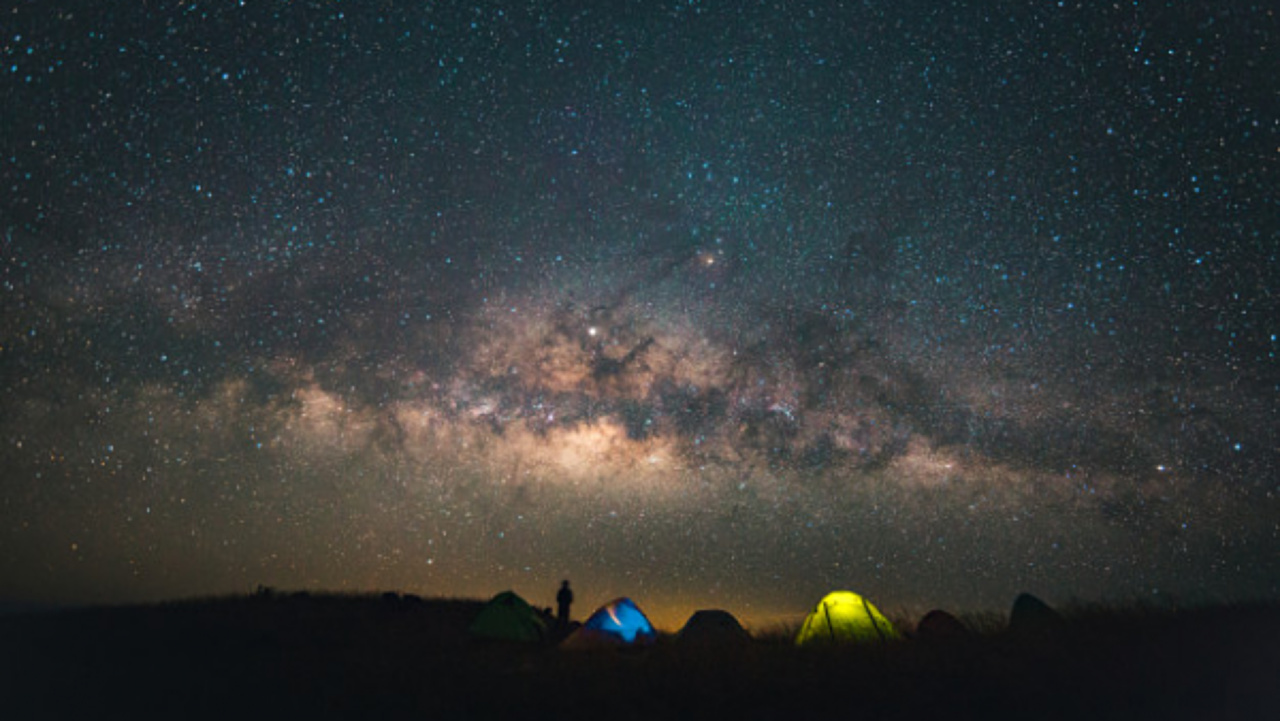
left=863, top=596, right=886, bottom=642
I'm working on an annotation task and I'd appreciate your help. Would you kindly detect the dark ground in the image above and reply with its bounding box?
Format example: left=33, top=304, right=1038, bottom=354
left=2, top=592, right=1277, bottom=720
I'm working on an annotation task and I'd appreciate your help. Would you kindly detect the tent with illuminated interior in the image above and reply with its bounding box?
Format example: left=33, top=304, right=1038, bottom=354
left=795, top=590, right=902, bottom=646
left=560, top=597, right=657, bottom=649
left=468, top=590, right=548, bottom=643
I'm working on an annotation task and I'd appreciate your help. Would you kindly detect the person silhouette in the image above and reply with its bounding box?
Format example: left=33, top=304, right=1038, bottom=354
left=556, top=580, right=574, bottom=629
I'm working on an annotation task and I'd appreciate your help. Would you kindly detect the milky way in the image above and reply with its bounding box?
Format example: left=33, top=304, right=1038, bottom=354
left=2, top=2, right=1276, bottom=628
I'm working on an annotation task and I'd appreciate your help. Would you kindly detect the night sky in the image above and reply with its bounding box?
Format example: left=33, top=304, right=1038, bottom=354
left=2, top=1, right=1276, bottom=630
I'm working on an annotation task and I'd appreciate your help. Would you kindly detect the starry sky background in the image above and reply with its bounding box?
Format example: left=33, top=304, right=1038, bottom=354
left=2, top=1, right=1276, bottom=629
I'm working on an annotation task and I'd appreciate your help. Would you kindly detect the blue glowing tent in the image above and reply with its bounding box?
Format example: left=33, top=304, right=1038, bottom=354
left=561, top=597, right=657, bottom=648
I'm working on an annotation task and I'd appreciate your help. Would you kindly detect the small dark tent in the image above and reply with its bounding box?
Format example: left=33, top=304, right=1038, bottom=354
left=469, top=591, right=548, bottom=643
left=676, top=609, right=752, bottom=647
left=1009, top=593, right=1065, bottom=633
left=915, top=609, right=968, bottom=641
left=561, top=597, right=657, bottom=649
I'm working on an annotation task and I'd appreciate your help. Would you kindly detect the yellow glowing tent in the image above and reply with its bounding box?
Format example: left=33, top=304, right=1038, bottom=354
left=795, top=590, right=902, bottom=646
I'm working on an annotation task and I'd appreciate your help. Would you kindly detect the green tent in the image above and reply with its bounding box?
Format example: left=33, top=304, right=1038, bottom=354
left=795, top=590, right=902, bottom=646
left=469, top=591, right=548, bottom=642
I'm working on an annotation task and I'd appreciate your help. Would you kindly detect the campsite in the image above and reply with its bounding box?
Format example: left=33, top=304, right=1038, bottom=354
left=3, top=590, right=1276, bottom=719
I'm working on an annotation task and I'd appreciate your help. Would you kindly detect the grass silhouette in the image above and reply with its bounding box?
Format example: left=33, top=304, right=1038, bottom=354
left=2, top=591, right=1276, bottom=719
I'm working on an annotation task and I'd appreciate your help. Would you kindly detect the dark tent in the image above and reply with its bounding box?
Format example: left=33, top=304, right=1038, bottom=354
left=676, top=609, right=752, bottom=647
left=1009, top=593, right=1065, bottom=633
left=469, top=591, right=548, bottom=643
left=915, top=609, right=968, bottom=641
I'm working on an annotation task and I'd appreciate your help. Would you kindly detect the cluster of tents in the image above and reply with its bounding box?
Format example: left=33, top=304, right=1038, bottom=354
left=468, top=588, right=1065, bottom=648
left=469, top=593, right=665, bottom=648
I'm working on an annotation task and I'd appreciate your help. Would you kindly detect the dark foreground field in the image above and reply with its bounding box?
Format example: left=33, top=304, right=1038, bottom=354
left=3, top=592, right=1277, bottom=720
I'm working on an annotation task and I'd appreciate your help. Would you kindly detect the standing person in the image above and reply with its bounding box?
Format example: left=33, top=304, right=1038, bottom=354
left=556, top=580, right=574, bottom=630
